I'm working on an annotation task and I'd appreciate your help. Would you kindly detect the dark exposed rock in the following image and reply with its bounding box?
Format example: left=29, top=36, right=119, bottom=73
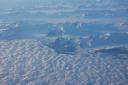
left=51, top=37, right=79, bottom=54
left=47, top=27, right=65, bottom=37
left=95, top=46, right=128, bottom=55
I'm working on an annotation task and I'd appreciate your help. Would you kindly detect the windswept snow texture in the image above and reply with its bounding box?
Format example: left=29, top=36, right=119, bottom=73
left=0, top=0, right=128, bottom=85
left=0, top=40, right=127, bottom=85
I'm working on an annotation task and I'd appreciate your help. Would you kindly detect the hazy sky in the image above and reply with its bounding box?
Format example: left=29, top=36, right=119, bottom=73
left=0, top=0, right=127, bottom=9
left=0, top=0, right=57, bottom=9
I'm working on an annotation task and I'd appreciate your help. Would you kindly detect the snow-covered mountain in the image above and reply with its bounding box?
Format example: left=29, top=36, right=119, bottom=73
left=0, top=0, right=128, bottom=85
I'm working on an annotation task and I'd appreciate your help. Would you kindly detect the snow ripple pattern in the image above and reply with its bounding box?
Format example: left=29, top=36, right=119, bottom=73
left=0, top=40, right=127, bottom=85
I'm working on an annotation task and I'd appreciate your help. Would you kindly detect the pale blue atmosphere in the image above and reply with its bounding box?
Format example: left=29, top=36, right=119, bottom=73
left=0, top=0, right=128, bottom=85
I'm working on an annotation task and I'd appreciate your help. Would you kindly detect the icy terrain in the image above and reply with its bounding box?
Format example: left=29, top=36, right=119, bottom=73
left=0, top=0, right=128, bottom=85
left=0, top=40, right=127, bottom=85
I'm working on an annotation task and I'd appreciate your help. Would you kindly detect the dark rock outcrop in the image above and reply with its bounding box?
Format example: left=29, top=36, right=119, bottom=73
left=51, top=37, right=79, bottom=54
left=95, top=46, right=128, bottom=55
left=47, top=27, right=65, bottom=37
